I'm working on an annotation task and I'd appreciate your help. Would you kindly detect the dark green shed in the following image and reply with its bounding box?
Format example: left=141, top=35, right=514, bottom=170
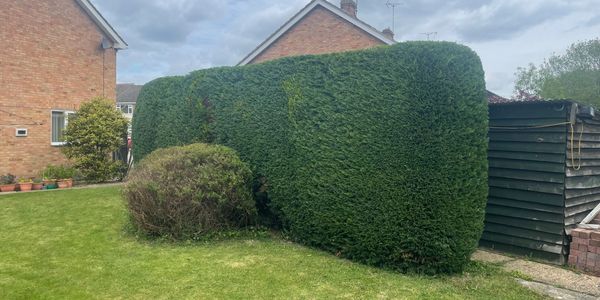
left=481, top=100, right=600, bottom=264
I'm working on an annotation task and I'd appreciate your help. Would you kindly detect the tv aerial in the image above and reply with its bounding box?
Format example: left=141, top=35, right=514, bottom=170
left=386, top=0, right=404, bottom=34
left=420, top=32, right=438, bottom=41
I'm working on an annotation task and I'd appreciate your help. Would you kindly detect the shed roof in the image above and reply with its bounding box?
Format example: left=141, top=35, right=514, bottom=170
left=237, top=0, right=395, bottom=66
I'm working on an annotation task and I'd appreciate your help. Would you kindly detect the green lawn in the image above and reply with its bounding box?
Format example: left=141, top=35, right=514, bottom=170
left=0, top=187, right=544, bottom=299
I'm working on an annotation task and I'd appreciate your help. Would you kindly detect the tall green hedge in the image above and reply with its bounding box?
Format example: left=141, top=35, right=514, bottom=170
left=133, top=42, right=489, bottom=274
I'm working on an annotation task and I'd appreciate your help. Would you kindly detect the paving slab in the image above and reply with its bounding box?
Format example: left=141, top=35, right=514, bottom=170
left=517, top=280, right=597, bottom=300
left=473, top=249, right=600, bottom=297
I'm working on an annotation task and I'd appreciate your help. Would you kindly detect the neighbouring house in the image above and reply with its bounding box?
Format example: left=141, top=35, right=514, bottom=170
left=117, top=84, right=142, bottom=135
left=483, top=99, right=600, bottom=264
left=238, top=0, right=395, bottom=66
left=0, top=0, right=127, bottom=177
left=239, top=0, right=506, bottom=104
left=117, top=84, right=142, bottom=120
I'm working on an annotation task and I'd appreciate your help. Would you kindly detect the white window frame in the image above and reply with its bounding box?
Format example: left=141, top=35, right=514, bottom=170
left=117, top=104, right=134, bottom=114
left=50, top=110, right=74, bottom=146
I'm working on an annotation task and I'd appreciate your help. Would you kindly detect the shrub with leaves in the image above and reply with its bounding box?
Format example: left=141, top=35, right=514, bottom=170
left=123, top=143, right=257, bottom=240
left=133, top=42, right=488, bottom=274
left=63, top=98, right=128, bottom=182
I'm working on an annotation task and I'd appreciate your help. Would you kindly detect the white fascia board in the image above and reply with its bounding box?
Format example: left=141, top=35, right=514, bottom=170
left=76, top=0, right=128, bottom=49
left=237, top=0, right=394, bottom=66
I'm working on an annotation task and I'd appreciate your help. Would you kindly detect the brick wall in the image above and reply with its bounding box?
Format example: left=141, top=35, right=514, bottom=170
left=250, top=6, right=384, bottom=64
left=0, top=0, right=117, bottom=177
left=569, top=228, right=600, bottom=275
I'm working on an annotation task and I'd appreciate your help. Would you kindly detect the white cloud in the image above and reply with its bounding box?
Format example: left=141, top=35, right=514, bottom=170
left=92, top=0, right=600, bottom=97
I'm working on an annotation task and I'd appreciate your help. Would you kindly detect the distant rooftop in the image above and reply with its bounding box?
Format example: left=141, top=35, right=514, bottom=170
left=117, top=84, right=143, bottom=103
left=486, top=90, right=512, bottom=104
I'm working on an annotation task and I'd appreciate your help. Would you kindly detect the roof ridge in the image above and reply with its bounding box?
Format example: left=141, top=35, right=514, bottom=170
left=237, top=0, right=394, bottom=66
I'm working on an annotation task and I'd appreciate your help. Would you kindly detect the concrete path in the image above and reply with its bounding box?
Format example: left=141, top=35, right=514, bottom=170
left=517, top=280, right=597, bottom=300
left=473, top=250, right=600, bottom=299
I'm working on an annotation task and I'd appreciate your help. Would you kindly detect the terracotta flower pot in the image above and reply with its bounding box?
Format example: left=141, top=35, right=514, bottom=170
left=66, top=178, right=73, bottom=188
left=57, top=180, right=69, bottom=189
left=0, top=184, right=16, bottom=192
left=18, top=183, right=33, bottom=192
left=32, top=183, right=44, bottom=190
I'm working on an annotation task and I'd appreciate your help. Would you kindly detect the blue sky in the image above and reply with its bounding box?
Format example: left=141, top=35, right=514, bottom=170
left=94, top=0, right=600, bottom=97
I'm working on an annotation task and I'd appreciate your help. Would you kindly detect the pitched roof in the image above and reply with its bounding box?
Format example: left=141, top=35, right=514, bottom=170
left=238, top=0, right=395, bottom=66
left=117, top=84, right=143, bottom=103
left=486, top=90, right=512, bottom=104
left=75, top=0, right=127, bottom=49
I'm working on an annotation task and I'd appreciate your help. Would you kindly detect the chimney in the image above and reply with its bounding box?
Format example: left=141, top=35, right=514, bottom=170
left=382, top=28, right=395, bottom=41
left=340, top=0, right=357, bottom=18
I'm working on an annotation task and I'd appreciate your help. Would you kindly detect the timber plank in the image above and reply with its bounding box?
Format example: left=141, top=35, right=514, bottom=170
left=484, top=223, right=564, bottom=244
left=488, top=197, right=564, bottom=214
left=489, top=177, right=564, bottom=195
left=485, top=214, right=564, bottom=234
left=490, top=132, right=566, bottom=144
left=489, top=187, right=564, bottom=206
left=486, top=204, right=563, bottom=223
left=489, top=158, right=564, bottom=173
left=488, top=151, right=565, bottom=163
left=565, top=175, right=600, bottom=189
left=489, top=169, right=565, bottom=183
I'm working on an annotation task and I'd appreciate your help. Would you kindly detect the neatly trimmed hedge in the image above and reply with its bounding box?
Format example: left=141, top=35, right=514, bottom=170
left=133, top=42, right=488, bottom=274
left=124, top=143, right=256, bottom=239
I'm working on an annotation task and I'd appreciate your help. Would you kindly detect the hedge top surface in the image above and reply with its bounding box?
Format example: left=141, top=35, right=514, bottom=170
left=133, top=41, right=488, bottom=274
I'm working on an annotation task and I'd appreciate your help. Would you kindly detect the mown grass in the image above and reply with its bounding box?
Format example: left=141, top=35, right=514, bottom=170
left=0, top=187, right=545, bottom=299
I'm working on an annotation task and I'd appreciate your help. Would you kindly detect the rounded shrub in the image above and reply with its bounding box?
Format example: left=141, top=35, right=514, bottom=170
left=124, top=143, right=256, bottom=239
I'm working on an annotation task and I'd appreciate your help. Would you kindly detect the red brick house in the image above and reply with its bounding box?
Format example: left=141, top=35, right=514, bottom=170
left=0, top=0, right=127, bottom=177
left=238, top=0, right=395, bottom=66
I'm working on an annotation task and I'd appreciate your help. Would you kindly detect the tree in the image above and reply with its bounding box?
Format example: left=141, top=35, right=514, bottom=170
left=515, top=39, right=600, bottom=106
left=63, top=98, right=129, bottom=182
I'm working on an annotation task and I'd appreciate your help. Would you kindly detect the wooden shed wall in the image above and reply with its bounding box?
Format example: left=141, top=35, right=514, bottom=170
left=565, top=111, right=600, bottom=230
left=482, top=102, right=569, bottom=264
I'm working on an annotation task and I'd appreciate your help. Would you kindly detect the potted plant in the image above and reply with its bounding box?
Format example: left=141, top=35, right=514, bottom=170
left=42, top=165, right=57, bottom=188
left=0, top=174, right=17, bottom=192
left=64, top=166, right=76, bottom=188
left=55, top=165, right=69, bottom=189
left=57, top=178, right=69, bottom=189
left=32, top=178, right=44, bottom=191
left=17, top=177, right=33, bottom=192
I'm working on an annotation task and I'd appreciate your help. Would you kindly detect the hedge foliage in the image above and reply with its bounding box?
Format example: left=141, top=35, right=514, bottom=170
left=124, top=143, right=256, bottom=240
left=133, top=42, right=489, bottom=274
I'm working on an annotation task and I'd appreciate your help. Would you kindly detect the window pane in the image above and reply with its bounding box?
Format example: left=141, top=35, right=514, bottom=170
left=52, top=111, right=65, bottom=143
left=128, top=105, right=134, bottom=114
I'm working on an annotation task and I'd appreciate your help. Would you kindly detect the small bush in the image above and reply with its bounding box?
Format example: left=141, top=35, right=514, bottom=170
left=63, top=98, right=129, bottom=183
left=123, top=143, right=257, bottom=240
left=42, top=165, right=76, bottom=180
